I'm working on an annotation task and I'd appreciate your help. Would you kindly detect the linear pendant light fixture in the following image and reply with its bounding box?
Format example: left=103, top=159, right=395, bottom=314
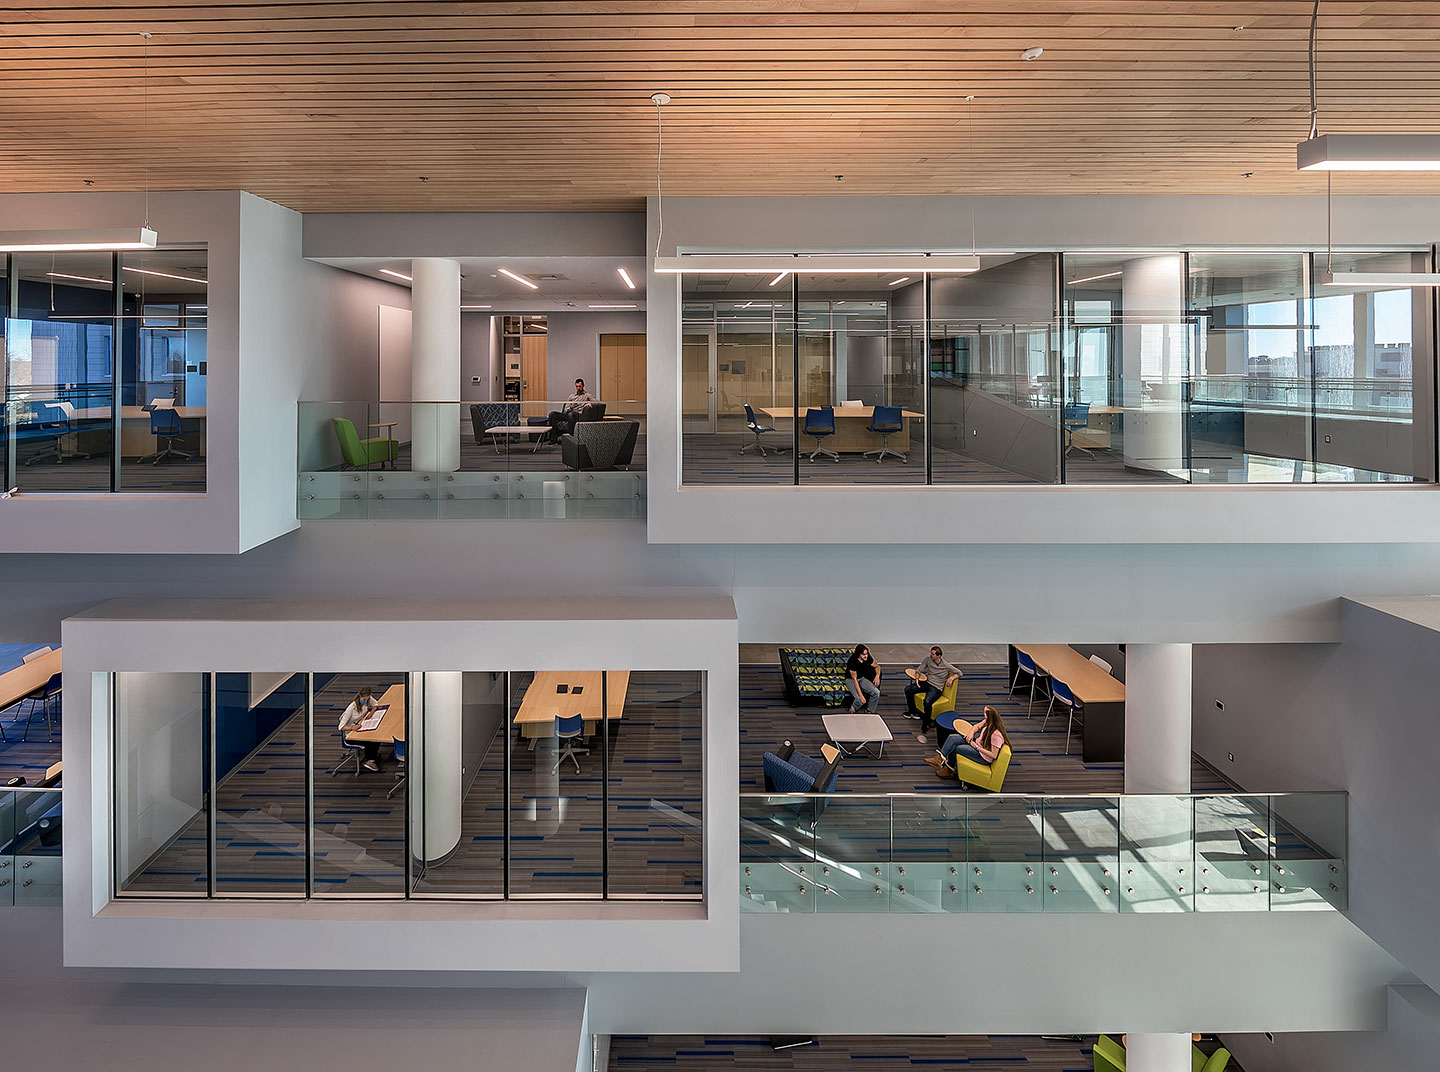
left=1297, top=3, right=1440, bottom=171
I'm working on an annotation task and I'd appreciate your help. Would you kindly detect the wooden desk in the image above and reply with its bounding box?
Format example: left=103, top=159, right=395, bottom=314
left=1009, top=644, right=1126, bottom=762
left=1072, top=405, right=1123, bottom=450
left=342, top=683, right=406, bottom=745
left=513, top=671, right=630, bottom=742
left=761, top=406, right=924, bottom=454
left=0, top=649, right=61, bottom=712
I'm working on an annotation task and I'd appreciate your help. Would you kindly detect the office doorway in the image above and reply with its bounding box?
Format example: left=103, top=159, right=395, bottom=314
left=599, top=333, right=647, bottom=413
left=682, top=330, right=716, bottom=432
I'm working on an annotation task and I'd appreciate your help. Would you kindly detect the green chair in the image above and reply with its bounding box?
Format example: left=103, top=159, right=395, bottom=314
left=332, top=417, right=398, bottom=470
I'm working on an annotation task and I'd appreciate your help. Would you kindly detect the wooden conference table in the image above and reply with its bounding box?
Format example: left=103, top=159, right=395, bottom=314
left=1008, top=644, right=1126, bottom=762
left=514, top=671, right=630, bottom=744
left=0, top=648, right=62, bottom=714
left=760, top=406, right=924, bottom=454
left=341, top=683, right=407, bottom=746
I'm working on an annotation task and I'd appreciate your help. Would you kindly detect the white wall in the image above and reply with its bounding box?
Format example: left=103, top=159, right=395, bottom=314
left=113, top=672, right=206, bottom=888
left=1192, top=599, right=1440, bottom=994
left=645, top=194, right=1440, bottom=546
left=1222, top=985, right=1440, bottom=1072
left=62, top=596, right=739, bottom=974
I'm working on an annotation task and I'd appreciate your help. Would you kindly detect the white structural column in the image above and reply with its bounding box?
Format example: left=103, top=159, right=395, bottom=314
left=1124, top=643, right=1193, bottom=794
left=410, top=670, right=463, bottom=864
left=410, top=257, right=462, bottom=472
left=1121, top=255, right=1186, bottom=474
left=1125, top=1034, right=1192, bottom=1071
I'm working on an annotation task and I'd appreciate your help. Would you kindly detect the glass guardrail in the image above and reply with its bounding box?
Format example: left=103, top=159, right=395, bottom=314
left=740, top=791, right=1345, bottom=915
left=297, top=400, right=646, bottom=520
left=0, top=788, right=62, bottom=907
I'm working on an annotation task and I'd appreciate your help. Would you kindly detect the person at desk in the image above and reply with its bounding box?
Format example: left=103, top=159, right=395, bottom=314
left=846, top=643, right=881, bottom=713
left=904, top=645, right=962, bottom=738
left=338, top=685, right=384, bottom=772
left=926, top=705, right=1009, bottom=781
left=547, top=378, right=598, bottom=439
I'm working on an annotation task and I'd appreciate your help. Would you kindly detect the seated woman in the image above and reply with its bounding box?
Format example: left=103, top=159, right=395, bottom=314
left=925, top=704, right=1009, bottom=781
left=338, top=685, right=384, bottom=772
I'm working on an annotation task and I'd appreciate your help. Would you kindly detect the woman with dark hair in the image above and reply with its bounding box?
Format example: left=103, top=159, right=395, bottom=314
left=845, top=643, right=881, bottom=713
left=927, top=705, right=1009, bottom=782
left=339, top=685, right=384, bottom=772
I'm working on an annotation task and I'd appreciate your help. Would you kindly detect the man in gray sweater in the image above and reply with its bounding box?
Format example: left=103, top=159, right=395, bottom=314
left=904, top=646, right=962, bottom=740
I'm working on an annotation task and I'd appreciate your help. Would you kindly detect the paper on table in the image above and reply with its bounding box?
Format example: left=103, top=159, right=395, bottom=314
left=357, top=705, right=388, bottom=732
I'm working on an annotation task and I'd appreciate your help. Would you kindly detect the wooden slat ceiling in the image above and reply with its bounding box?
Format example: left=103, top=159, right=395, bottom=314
left=2, top=1, right=1439, bottom=212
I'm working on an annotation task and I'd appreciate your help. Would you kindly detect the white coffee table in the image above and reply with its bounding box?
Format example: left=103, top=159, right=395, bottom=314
left=821, top=712, right=894, bottom=758
left=487, top=425, right=544, bottom=453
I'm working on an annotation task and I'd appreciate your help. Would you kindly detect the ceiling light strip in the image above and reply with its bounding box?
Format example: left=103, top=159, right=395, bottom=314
left=617, top=267, right=636, bottom=289
left=498, top=267, right=539, bottom=290
left=0, top=227, right=157, bottom=252
left=123, top=266, right=207, bottom=284
left=1321, top=271, right=1440, bottom=288
left=378, top=268, right=412, bottom=282
left=1297, top=134, right=1440, bottom=171
left=656, top=254, right=990, bottom=274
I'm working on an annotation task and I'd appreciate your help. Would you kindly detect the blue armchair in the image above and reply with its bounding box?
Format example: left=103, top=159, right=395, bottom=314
left=763, top=741, right=842, bottom=823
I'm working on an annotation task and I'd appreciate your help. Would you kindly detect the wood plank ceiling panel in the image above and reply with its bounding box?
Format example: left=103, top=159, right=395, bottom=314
left=0, top=1, right=1437, bottom=211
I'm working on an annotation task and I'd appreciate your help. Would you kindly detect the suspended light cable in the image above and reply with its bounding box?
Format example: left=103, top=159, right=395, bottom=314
left=651, top=92, right=670, bottom=261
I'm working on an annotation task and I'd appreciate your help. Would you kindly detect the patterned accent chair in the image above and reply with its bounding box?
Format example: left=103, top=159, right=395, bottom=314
left=779, top=647, right=855, bottom=707
left=560, top=419, right=639, bottom=471
left=761, top=741, right=842, bottom=822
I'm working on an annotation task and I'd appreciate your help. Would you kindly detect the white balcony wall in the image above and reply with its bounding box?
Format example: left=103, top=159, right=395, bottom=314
left=645, top=194, right=1440, bottom=546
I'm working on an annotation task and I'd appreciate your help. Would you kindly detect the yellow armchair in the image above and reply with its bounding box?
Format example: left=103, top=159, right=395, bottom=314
left=951, top=741, right=1012, bottom=792
left=916, top=674, right=961, bottom=720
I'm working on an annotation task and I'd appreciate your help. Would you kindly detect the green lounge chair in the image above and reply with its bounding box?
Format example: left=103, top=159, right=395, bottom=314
left=332, top=417, right=398, bottom=470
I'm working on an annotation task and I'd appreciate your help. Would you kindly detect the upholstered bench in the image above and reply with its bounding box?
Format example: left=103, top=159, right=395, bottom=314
left=778, top=647, right=854, bottom=707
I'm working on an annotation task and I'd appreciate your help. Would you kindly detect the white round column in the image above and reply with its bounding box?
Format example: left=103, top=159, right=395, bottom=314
left=1121, top=255, right=1186, bottom=474
left=1125, top=1033, right=1192, bottom=1072
left=410, top=258, right=461, bottom=472
left=1124, top=643, right=1192, bottom=795
left=410, top=670, right=463, bottom=865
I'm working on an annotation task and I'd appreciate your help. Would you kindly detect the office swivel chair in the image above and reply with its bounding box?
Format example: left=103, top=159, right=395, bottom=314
left=140, top=405, right=193, bottom=465
left=741, top=403, right=789, bottom=457
left=801, top=406, right=839, bottom=462
left=388, top=736, right=406, bottom=799
left=22, top=403, right=75, bottom=466
left=1043, top=677, right=1084, bottom=754
left=330, top=730, right=365, bottom=776
left=18, top=672, right=62, bottom=742
left=863, top=405, right=907, bottom=463
left=1063, top=402, right=1093, bottom=457
left=553, top=713, right=589, bottom=774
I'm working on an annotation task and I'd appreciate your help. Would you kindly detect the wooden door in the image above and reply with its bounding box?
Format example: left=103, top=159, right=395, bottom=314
left=520, top=335, right=548, bottom=418
left=599, top=333, right=647, bottom=417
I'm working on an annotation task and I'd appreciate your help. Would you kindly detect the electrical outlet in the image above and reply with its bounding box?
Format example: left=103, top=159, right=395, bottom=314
left=1228, top=752, right=1236, bottom=763
left=1324, top=434, right=1332, bottom=443
left=1216, top=699, right=1224, bottom=711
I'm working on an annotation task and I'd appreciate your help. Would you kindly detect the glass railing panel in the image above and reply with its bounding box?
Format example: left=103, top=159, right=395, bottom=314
left=1041, top=797, right=1119, bottom=911
left=1194, top=793, right=1270, bottom=911
left=299, top=401, right=646, bottom=519
left=1119, top=795, right=1195, bottom=912
left=1269, top=792, right=1348, bottom=911
left=11, top=788, right=62, bottom=905
left=0, top=790, right=16, bottom=906
left=740, top=794, right=817, bottom=913
left=890, top=794, right=968, bottom=914
left=965, top=795, right=1044, bottom=912
left=811, top=794, right=894, bottom=913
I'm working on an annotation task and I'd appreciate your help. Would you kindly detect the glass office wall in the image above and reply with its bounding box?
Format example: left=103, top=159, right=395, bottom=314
left=112, top=669, right=704, bottom=901
left=680, top=247, right=1433, bottom=486
left=0, top=248, right=207, bottom=495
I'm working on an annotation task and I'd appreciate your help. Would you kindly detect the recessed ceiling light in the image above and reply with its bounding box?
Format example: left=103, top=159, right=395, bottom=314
left=47, top=271, right=113, bottom=285
left=1068, top=271, right=1123, bottom=286
left=123, top=266, right=207, bottom=284
left=461, top=304, right=492, bottom=310
left=590, top=303, right=638, bottom=309
left=1021, top=46, right=1044, bottom=61
left=768, top=272, right=789, bottom=286
left=617, top=267, right=636, bottom=289
left=498, top=267, right=539, bottom=290
left=379, top=268, right=412, bottom=282
left=888, top=277, right=911, bottom=286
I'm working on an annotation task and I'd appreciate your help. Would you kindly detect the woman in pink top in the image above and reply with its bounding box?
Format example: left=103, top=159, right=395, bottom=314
left=928, top=705, right=1009, bottom=781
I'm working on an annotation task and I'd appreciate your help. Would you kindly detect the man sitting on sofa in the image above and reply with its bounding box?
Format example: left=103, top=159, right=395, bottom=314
left=547, top=378, right=599, bottom=440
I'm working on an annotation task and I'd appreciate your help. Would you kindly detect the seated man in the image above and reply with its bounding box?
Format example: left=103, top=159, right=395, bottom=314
left=548, top=378, right=598, bottom=439
left=904, top=645, right=962, bottom=740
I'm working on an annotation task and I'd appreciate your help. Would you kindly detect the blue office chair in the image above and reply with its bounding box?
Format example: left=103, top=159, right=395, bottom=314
left=802, top=406, right=839, bottom=462
left=388, top=736, right=406, bottom=799
left=863, top=405, right=906, bottom=463
left=141, top=405, right=192, bottom=465
left=1043, top=677, right=1084, bottom=754
left=553, top=713, right=589, bottom=774
left=742, top=403, right=789, bottom=457
left=1011, top=650, right=1048, bottom=716
left=1063, top=402, right=1093, bottom=457
left=330, top=729, right=365, bottom=776
left=18, top=673, right=62, bottom=743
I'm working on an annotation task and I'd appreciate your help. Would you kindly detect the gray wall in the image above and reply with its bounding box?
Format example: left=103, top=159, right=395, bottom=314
left=1193, top=600, right=1440, bottom=994
left=546, top=310, right=647, bottom=402
left=1222, top=985, right=1440, bottom=1072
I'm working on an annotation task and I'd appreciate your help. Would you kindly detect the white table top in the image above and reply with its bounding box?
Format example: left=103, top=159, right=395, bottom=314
left=821, top=712, right=894, bottom=743
left=487, top=425, right=541, bottom=435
